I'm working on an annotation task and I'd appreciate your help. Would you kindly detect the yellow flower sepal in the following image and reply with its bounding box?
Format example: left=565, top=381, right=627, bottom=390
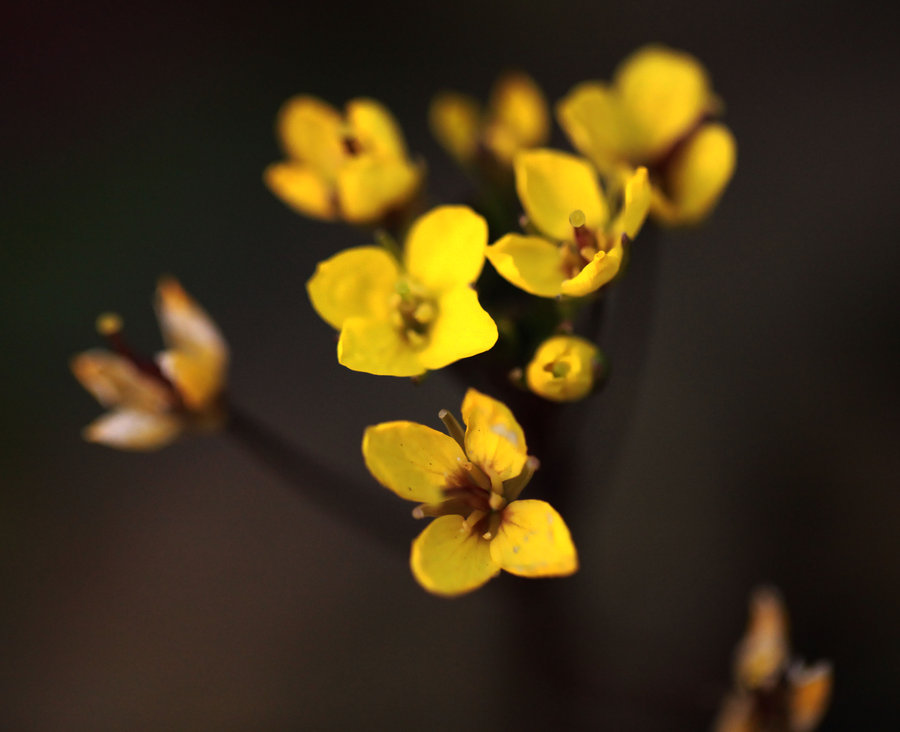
left=430, top=72, right=549, bottom=166
left=307, top=206, right=498, bottom=377
left=363, top=389, right=577, bottom=597
left=265, top=95, right=422, bottom=224
left=486, top=149, right=649, bottom=298
left=526, top=335, right=601, bottom=402
left=71, top=278, right=228, bottom=451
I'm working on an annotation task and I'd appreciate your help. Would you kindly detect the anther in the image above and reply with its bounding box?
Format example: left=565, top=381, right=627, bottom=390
left=482, top=512, right=502, bottom=541
left=96, top=312, right=123, bottom=336
left=461, top=509, right=486, bottom=532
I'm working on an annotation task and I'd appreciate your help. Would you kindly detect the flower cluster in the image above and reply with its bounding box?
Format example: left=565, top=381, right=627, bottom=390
left=73, top=46, right=738, bottom=600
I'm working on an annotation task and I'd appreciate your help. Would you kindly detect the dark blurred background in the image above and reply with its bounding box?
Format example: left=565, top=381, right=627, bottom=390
left=2, top=1, right=899, bottom=729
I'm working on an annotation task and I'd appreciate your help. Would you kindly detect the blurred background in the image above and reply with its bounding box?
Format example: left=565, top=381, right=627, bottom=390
left=2, top=1, right=898, bottom=729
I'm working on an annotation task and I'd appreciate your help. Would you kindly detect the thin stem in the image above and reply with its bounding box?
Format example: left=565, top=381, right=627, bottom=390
left=225, top=402, right=409, bottom=555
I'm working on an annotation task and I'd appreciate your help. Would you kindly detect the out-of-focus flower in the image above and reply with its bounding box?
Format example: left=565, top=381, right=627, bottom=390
left=558, top=45, right=736, bottom=226
left=71, top=278, right=228, bottom=450
left=430, top=71, right=549, bottom=166
left=526, top=335, right=601, bottom=402
left=714, top=587, right=833, bottom=732
left=486, top=149, right=650, bottom=298
left=307, top=206, right=497, bottom=377
left=264, top=96, right=422, bottom=224
left=363, top=388, right=577, bottom=596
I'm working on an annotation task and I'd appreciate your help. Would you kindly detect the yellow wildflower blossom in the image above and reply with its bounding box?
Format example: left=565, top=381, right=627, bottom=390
left=363, top=389, right=577, bottom=596
left=429, top=71, right=549, bottom=165
left=264, top=95, right=422, bottom=224
left=71, top=278, right=228, bottom=450
left=558, top=45, right=736, bottom=225
left=486, top=149, right=650, bottom=298
left=526, top=335, right=601, bottom=402
left=307, top=206, right=497, bottom=377
left=714, top=587, right=833, bottom=732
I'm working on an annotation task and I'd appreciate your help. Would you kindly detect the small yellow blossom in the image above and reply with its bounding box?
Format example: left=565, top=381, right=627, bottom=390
left=429, top=71, right=549, bottom=165
left=714, top=587, right=833, bottom=732
left=558, top=45, right=736, bottom=226
left=363, top=389, right=577, bottom=596
left=307, top=206, right=497, bottom=377
left=526, top=335, right=601, bottom=402
left=486, top=149, right=650, bottom=298
left=264, top=95, right=422, bottom=224
left=71, top=278, right=228, bottom=450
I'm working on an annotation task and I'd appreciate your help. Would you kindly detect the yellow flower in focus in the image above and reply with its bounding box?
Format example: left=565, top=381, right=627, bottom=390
left=430, top=71, right=549, bottom=166
left=526, top=335, right=601, bottom=402
left=557, top=45, right=736, bottom=226
left=307, top=206, right=498, bottom=377
left=264, top=95, right=422, bottom=224
left=363, top=388, right=577, bottom=597
left=486, top=149, right=650, bottom=298
left=71, top=278, right=228, bottom=451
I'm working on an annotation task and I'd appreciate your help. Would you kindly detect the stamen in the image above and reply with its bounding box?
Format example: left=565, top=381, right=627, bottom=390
left=568, top=209, right=586, bottom=229
left=464, top=461, right=493, bottom=493
left=502, top=455, right=540, bottom=502
left=488, top=492, right=506, bottom=511
left=96, top=312, right=123, bottom=336
left=375, top=229, right=403, bottom=261
left=569, top=209, right=600, bottom=255
left=438, top=409, right=466, bottom=450
left=461, top=509, right=487, bottom=532
left=412, top=302, right=435, bottom=324
left=482, top=512, right=502, bottom=541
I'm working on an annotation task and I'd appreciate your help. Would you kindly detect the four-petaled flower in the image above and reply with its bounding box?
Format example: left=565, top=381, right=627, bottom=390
left=558, top=44, right=736, bottom=226
left=429, top=71, right=549, bottom=166
left=264, top=95, right=421, bottom=224
left=71, top=278, right=228, bottom=450
left=486, top=149, right=650, bottom=298
left=363, top=388, right=578, bottom=597
left=307, top=206, right=498, bottom=377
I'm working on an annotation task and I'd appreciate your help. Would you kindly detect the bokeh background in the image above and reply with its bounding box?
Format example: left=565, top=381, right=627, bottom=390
left=3, top=1, right=899, bottom=729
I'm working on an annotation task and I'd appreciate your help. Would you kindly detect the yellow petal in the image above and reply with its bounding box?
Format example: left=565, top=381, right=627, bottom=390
left=560, top=243, right=623, bottom=298
left=410, top=515, right=500, bottom=597
left=336, top=156, right=420, bottom=224
left=486, top=233, right=566, bottom=298
left=525, top=335, right=600, bottom=402
left=275, top=95, right=345, bottom=179
left=337, top=317, right=424, bottom=377
left=484, top=71, right=549, bottom=163
left=263, top=162, right=337, bottom=221
left=155, top=278, right=228, bottom=365
left=307, top=246, right=400, bottom=330
left=490, top=499, right=578, bottom=577
left=346, top=98, right=409, bottom=159
left=429, top=91, right=481, bottom=162
left=404, top=206, right=488, bottom=292
left=614, top=44, right=713, bottom=160
left=611, top=166, right=651, bottom=239
left=514, top=149, right=607, bottom=242
left=417, top=287, right=498, bottom=370
left=652, top=123, right=736, bottom=226
left=362, top=421, right=467, bottom=504
left=556, top=82, right=627, bottom=171
left=156, top=350, right=221, bottom=411
left=788, top=663, right=832, bottom=732
left=71, top=349, right=173, bottom=412
left=83, top=408, right=182, bottom=451
left=461, top=388, right=527, bottom=482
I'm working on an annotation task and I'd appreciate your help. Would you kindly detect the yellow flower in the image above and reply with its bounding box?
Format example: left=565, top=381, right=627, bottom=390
left=558, top=45, right=736, bottom=226
left=526, top=335, right=601, bottom=402
left=486, top=149, right=650, bottom=298
left=307, top=206, right=498, bottom=376
left=264, top=95, right=422, bottom=224
left=363, top=388, right=577, bottom=596
left=71, top=278, right=228, bottom=450
left=713, top=588, right=833, bottom=732
left=429, top=71, right=549, bottom=165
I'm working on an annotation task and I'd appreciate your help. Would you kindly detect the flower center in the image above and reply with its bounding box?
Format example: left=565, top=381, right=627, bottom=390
left=559, top=209, right=612, bottom=279
left=389, top=279, right=437, bottom=348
